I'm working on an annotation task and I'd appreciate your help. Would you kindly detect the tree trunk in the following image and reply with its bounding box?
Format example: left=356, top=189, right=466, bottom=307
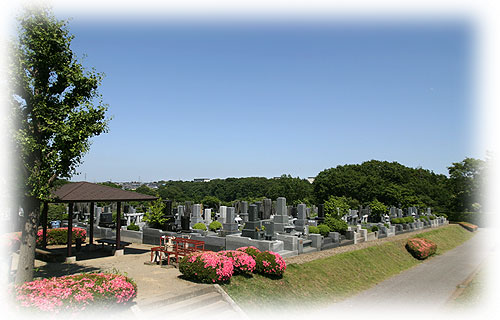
left=15, top=196, right=40, bottom=284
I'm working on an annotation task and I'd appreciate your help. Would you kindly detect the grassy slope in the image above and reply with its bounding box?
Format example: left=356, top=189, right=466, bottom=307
left=222, top=224, right=474, bottom=311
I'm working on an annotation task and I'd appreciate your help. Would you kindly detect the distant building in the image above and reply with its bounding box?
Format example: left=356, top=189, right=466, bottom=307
left=307, top=177, right=315, bottom=184
left=193, top=178, right=211, bottom=183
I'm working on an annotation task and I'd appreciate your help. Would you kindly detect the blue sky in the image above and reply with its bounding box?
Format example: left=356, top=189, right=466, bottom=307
left=60, top=17, right=474, bottom=182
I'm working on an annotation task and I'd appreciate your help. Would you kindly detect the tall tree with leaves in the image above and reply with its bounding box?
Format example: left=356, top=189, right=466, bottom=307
left=10, top=8, right=109, bottom=283
left=447, top=157, right=485, bottom=213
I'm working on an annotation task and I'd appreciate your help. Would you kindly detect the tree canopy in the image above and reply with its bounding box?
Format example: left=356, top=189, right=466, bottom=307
left=10, top=7, right=109, bottom=283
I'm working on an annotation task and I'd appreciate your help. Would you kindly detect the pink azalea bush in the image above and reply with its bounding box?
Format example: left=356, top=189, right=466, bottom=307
left=406, top=238, right=437, bottom=260
left=219, top=250, right=256, bottom=274
left=255, top=251, right=287, bottom=277
left=14, top=273, right=137, bottom=313
left=36, top=227, right=87, bottom=246
left=236, top=246, right=261, bottom=260
left=179, top=251, right=234, bottom=283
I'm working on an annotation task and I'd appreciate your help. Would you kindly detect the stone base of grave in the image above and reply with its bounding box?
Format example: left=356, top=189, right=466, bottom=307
left=241, top=229, right=261, bottom=240
left=225, top=234, right=284, bottom=252
left=114, top=249, right=124, bottom=256
left=65, top=256, right=77, bottom=263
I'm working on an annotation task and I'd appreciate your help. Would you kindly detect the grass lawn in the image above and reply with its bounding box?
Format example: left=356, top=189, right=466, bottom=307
left=222, top=224, right=475, bottom=312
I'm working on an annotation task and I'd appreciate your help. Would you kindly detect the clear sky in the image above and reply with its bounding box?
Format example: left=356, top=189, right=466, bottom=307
left=57, top=16, right=474, bottom=182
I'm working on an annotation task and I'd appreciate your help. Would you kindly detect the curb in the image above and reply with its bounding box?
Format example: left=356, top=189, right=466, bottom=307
left=213, top=284, right=249, bottom=319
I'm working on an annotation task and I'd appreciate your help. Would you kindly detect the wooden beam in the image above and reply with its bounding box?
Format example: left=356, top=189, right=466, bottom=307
left=41, top=202, right=48, bottom=248
left=116, top=202, right=121, bottom=250
left=67, top=202, right=73, bottom=257
left=89, top=202, right=94, bottom=245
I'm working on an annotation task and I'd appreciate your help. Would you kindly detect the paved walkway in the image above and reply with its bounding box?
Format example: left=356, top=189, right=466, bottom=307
left=322, top=228, right=496, bottom=314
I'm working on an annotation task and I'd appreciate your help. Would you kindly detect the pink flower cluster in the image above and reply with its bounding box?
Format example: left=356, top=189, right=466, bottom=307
left=14, top=273, right=137, bottom=313
left=406, top=238, right=437, bottom=259
left=36, top=227, right=87, bottom=246
left=182, top=251, right=234, bottom=283
left=219, top=250, right=256, bottom=274
left=255, top=250, right=287, bottom=276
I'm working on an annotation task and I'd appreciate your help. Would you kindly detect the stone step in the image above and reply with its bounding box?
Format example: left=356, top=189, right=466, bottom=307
left=302, top=246, right=318, bottom=254
left=277, top=250, right=298, bottom=258
left=141, top=291, right=224, bottom=316
left=138, top=285, right=215, bottom=309
left=302, top=239, right=312, bottom=246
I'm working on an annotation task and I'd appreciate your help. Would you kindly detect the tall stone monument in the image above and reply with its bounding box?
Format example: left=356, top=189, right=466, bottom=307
left=273, top=197, right=290, bottom=232
left=241, top=204, right=262, bottom=239
left=295, top=203, right=308, bottom=232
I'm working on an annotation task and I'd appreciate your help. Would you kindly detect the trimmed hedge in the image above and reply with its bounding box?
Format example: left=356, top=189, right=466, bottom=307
left=324, top=217, right=348, bottom=234
left=14, top=272, right=137, bottom=312
left=209, top=221, right=222, bottom=232
left=458, top=222, right=478, bottom=232
left=406, top=238, right=437, bottom=260
left=193, top=223, right=207, bottom=231
left=36, top=227, right=86, bottom=246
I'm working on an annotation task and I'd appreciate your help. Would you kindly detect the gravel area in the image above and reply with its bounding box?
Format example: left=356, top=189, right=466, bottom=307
left=285, top=225, right=447, bottom=265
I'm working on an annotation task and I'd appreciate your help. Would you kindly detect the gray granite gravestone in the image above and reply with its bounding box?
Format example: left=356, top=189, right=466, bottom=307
left=190, top=204, right=204, bottom=227
left=273, top=197, right=290, bottom=232
left=316, top=204, right=325, bottom=224
left=295, top=203, right=308, bottom=232
left=263, top=198, right=272, bottom=220
left=222, top=207, right=239, bottom=235
left=240, top=201, right=249, bottom=223
left=241, top=204, right=262, bottom=239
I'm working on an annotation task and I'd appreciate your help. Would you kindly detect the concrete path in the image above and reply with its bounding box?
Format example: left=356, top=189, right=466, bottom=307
left=322, top=228, right=496, bottom=314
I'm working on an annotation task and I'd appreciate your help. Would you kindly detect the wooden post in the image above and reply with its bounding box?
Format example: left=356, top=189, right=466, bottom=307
left=67, top=202, right=73, bottom=257
left=116, top=202, right=121, bottom=250
left=41, top=202, right=48, bottom=248
left=89, top=202, right=94, bottom=245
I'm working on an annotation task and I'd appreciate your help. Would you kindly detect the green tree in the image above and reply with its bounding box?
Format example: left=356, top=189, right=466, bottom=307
left=369, top=199, right=387, bottom=221
left=143, top=198, right=167, bottom=229
left=10, top=8, right=109, bottom=283
left=447, top=157, right=485, bottom=212
left=201, top=195, right=220, bottom=210
left=324, top=196, right=350, bottom=219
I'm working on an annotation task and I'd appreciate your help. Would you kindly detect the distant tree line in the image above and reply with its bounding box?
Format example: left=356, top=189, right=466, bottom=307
left=129, top=158, right=487, bottom=219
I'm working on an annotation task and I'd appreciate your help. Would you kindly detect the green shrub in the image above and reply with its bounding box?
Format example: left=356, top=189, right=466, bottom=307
left=308, top=226, right=320, bottom=234
left=317, top=224, right=331, bottom=237
left=193, top=223, right=207, bottom=231
left=324, top=217, right=348, bottom=234
left=127, top=223, right=140, bottom=231
left=209, top=221, right=222, bottom=232
left=391, top=218, right=402, bottom=224
left=403, top=217, right=415, bottom=223
left=438, top=213, right=448, bottom=219
left=429, top=215, right=436, bottom=220
left=370, top=226, right=379, bottom=232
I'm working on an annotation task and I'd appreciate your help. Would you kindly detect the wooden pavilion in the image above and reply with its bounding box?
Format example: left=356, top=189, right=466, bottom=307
left=41, top=181, right=157, bottom=257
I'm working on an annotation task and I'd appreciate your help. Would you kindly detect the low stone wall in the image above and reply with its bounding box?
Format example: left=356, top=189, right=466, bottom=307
left=120, top=229, right=143, bottom=244
left=225, top=234, right=284, bottom=252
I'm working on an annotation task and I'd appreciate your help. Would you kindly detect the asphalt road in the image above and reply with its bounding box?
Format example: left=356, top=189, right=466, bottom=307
left=322, top=228, right=496, bottom=314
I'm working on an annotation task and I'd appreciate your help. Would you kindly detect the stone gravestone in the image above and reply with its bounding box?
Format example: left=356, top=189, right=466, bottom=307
left=316, top=204, right=325, bottom=224
left=287, top=206, right=292, bottom=217
left=256, top=201, right=264, bottom=220
left=240, top=201, right=249, bottom=223
left=263, top=220, right=275, bottom=240
left=175, top=205, right=184, bottom=228
left=272, top=201, right=277, bottom=216
left=219, top=206, right=227, bottom=224
left=241, top=204, right=262, bottom=240
left=291, top=206, right=298, bottom=219
left=273, top=197, right=290, bottom=233
left=295, top=203, right=308, bottom=232
left=204, top=208, right=212, bottom=225
left=426, top=207, right=432, bottom=216
left=190, top=204, right=204, bottom=227
left=306, top=207, right=311, bottom=219
left=163, top=200, right=174, bottom=231
left=263, top=198, right=272, bottom=220
left=397, top=208, right=403, bottom=218
left=222, top=207, right=239, bottom=235
left=185, top=201, right=193, bottom=219
left=389, top=206, right=397, bottom=219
